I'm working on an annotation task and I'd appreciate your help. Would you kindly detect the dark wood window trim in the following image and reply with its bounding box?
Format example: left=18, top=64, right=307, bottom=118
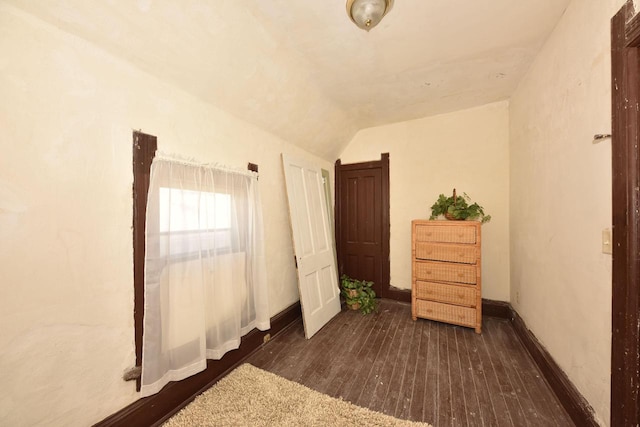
left=611, top=2, right=640, bottom=426
left=132, top=131, right=157, bottom=390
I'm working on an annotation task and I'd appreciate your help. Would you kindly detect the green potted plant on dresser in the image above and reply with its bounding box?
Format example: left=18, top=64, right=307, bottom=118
left=340, top=275, right=378, bottom=314
left=429, top=188, right=491, bottom=223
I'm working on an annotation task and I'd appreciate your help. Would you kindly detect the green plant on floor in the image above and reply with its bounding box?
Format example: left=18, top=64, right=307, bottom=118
left=340, top=274, right=378, bottom=315
left=429, top=188, right=491, bottom=223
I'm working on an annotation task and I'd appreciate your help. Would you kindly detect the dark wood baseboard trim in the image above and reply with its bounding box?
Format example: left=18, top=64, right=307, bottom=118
left=482, top=298, right=512, bottom=318
left=384, top=286, right=411, bottom=303
left=482, top=299, right=597, bottom=425
left=94, top=302, right=302, bottom=427
left=509, top=308, right=598, bottom=427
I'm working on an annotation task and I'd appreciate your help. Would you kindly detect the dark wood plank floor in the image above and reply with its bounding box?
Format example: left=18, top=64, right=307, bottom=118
left=246, top=299, right=574, bottom=427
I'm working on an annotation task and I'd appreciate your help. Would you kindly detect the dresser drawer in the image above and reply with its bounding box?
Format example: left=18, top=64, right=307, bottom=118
left=415, top=300, right=476, bottom=328
left=415, top=242, right=478, bottom=264
left=415, top=281, right=476, bottom=307
left=414, top=224, right=476, bottom=244
left=415, top=261, right=477, bottom=284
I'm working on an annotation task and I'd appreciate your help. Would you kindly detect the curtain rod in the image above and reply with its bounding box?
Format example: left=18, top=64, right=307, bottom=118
left=154, top=151, right=258, bottom=178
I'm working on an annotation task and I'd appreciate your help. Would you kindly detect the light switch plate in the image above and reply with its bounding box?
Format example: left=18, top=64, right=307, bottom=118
left=602, top=228, right=613, bottom=254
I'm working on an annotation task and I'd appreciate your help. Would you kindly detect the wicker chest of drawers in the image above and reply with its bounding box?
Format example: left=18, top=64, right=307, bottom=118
left=411, top=220, right=482, bottom=333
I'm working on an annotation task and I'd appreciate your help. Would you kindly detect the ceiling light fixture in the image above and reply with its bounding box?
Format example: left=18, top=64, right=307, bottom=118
left=346, top=0, right=394, bottom=32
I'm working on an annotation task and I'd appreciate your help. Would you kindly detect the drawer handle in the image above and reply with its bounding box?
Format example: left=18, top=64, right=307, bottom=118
left=456, top=293, right=465, bottom=299
left=457, top=273, right=464, bottom=278
left=426, top=309, right=433, bottom=314
left=458, top=314, right=465, bottom=320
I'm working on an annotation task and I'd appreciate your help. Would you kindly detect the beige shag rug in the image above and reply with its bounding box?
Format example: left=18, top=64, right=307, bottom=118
left=163, top=364, right=432, bottom=427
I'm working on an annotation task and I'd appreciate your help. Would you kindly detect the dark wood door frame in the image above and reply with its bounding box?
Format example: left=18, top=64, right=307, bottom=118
left=335, top=153, right=410, bottom=302
left=611, top=3, right=640, bottom=426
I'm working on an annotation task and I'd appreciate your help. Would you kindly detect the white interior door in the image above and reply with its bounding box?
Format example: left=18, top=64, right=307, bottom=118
left=282, top=153, right=341, bottom=339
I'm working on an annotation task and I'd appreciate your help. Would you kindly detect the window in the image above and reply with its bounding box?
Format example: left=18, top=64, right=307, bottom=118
left=159, top=188, right=231, bottom=232
left=134, top=145, right=269, bottom=398
left=157, top=188, right=233, bottom=258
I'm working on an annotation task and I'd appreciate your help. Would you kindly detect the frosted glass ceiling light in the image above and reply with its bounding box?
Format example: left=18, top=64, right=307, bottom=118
left=347, top=0, right=393, bottom=31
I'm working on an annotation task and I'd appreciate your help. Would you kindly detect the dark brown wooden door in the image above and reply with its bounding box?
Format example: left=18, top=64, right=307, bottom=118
left=339, top=167, right=384, bottom=296
left=335, top=153, right=398, bottom=301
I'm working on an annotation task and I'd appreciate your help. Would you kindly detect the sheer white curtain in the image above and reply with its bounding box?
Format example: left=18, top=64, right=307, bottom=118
left=140, top=155, right=269, bottom=397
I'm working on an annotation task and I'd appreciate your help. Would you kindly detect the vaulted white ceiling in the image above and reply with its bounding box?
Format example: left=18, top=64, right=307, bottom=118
left=6, top=0, right=570, bottom=159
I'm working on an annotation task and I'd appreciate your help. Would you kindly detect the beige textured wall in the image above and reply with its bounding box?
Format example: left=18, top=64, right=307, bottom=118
left=509, top=0, right=627, bottom=424
left=0, top=5, right=329, bottom=426
left=339, top=101, right=510, bottom=301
